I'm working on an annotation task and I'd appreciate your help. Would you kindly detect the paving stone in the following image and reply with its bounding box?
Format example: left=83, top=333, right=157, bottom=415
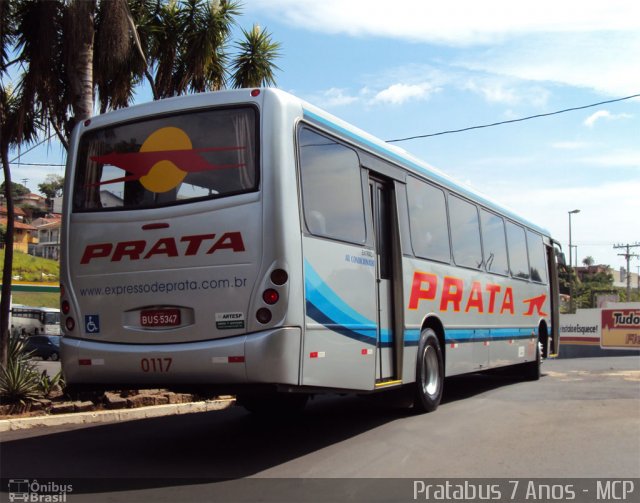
left=74, top=401, right=94, bottom=412
left=50, top=402, right=76, bottom=414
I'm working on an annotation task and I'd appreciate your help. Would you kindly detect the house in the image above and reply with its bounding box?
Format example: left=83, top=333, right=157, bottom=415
left=14, top=192, right=49, bottom=213
left=0, top=205, right=37, bottom=253
left=32, top=217, right=62, bottom=260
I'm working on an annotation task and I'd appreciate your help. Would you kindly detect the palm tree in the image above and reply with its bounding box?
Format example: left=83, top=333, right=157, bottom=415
left=0, top=86, right=38, bottom=367
left=10, top=1, right=282, bottom=145
left=1, top=0, right=19, bottom=368
left=231, top=24, right=281, bottom=88
left=1, top=2, right=281, bottom=365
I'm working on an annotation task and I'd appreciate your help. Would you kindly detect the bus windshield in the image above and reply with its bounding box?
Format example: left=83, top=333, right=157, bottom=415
left=72, top=106, right=258, bottom=212
left=44, top=312, right=60, bottom=325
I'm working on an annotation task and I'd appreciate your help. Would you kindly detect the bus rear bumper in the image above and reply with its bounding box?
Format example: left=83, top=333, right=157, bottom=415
left=61, top=327, right=302, bottom=388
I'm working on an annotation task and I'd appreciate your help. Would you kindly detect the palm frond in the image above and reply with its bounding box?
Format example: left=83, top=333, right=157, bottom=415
left=231, top=24, right=281, bottom=89
left=0, top=0, right=16, bottom=76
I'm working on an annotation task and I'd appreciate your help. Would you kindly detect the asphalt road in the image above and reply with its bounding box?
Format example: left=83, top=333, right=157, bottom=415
left=32, top=359, right=61, bottom=376
left=2, top=356, right=639, bottom=502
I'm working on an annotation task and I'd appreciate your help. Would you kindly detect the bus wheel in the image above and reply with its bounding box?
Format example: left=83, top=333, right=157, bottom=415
left=523, top=340, right=541, bottom=381
left=413, top=329, right=444, bottom=413
left=238, top=392, right=309, bottom=416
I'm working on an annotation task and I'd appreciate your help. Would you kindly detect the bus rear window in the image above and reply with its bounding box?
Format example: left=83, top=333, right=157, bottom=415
left=73, top=107, right=258, bottom=211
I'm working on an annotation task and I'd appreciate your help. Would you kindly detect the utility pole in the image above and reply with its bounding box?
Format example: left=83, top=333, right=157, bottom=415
left=614, top=242, right=640, bottom=301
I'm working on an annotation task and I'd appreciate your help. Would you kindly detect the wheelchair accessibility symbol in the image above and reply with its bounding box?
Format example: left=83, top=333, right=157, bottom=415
left=85, top=315, right=100, bottom=334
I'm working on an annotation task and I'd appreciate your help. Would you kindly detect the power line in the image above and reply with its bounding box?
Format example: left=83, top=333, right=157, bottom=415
left=9, top=133, right=56, bottom=163
left=386, top=92, right=640, bottom=143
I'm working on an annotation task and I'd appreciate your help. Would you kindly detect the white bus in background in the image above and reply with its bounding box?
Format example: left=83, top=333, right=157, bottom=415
left=11, top=305, right=62, bottom=337
left=60, top=88, right=561, bottom=413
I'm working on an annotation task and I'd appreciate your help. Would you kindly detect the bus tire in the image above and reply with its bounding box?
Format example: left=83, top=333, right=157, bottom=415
left=413, top=329, right=444, bottom=413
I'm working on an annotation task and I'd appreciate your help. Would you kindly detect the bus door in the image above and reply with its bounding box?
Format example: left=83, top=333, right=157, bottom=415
left=546, top=241, right=562, bottom=356
left=369, top=177, right=398, bottom=382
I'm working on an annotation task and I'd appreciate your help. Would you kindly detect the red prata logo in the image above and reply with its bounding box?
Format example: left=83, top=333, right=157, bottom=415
left=80, top=232, right=245, bottom=264
left=408, top=270, right=548, bottom=316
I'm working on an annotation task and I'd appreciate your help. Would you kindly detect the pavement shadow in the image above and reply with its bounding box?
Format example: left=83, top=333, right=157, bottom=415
left=0, top=372, right=532, bottom=495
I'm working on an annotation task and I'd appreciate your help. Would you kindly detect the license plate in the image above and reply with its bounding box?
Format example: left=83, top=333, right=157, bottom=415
left=140, top=309, right=181, bottom=328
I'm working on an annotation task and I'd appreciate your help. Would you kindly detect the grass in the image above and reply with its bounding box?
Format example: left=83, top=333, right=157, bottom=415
left=0, top=250, right=60, bottom=308
left=0, top=249, right=59, bottom=282
left=11, top=292, right=59, bottom=308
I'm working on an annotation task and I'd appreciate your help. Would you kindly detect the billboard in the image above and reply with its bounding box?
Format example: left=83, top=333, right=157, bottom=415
left=601, top=309, right=640, bottom=349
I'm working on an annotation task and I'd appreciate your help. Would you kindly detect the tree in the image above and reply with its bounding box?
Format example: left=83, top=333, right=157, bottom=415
left=9, top=0, right=282, bottom=148
left=0, top=181, right=30, bottom=198
left=582, top=256, right=595, bottom=267
left=231, top=24, right=282, bottom=88
left=2, top=0, right=282, bottom=365
left=0, top=85, right=38, bottom=368
left=38, top=174, right=65, bottom=201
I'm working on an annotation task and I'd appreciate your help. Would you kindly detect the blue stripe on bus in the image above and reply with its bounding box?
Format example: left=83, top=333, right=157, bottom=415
left=405, top=327, right=536, bottom=346
left=305, top=262, right=538, bottom=347
left=304, top=260, right=390, bottom=344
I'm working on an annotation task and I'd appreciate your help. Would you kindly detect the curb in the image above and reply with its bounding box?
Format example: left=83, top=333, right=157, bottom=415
left=0, top=398, right=235, bottom=432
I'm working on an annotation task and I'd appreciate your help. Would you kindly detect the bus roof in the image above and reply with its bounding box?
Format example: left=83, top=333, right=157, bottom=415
left=11, top=305, right=60, bottom=312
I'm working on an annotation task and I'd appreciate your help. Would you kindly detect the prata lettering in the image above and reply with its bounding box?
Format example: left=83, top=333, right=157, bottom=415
left=80, top=232, right=245, bottom=264
left=408, top=271, right=547, bottom=316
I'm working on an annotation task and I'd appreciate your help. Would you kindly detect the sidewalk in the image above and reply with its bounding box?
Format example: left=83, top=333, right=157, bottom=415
left=0, top=397, right=234, bottom=432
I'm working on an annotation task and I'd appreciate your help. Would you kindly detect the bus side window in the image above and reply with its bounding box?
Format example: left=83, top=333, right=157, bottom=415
left=506, top=221, right=530, bottom=280
left=480, top=209, right=509, bottom=276
left=298, top=128, right=366, bottom=244
left=406, top=177, right=450, bottom=263
left=449, top=194, right=483, bottom=270
left=526, top=230, right=548, bottom=283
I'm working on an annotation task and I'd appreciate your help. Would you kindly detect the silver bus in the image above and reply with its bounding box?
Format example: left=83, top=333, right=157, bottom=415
left=11, top=305, right=61, bottom=337
left=60, top=88, right=561, bottom=413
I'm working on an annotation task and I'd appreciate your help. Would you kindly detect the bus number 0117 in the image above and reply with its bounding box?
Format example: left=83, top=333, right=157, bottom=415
left=140, top=357, right=173, bottom=373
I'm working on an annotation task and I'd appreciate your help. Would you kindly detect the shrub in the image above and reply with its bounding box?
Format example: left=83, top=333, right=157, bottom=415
left=0, top=337, right=41, bottom=405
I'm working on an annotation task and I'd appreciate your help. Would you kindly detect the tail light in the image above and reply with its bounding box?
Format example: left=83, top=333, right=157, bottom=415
left=262, top=289, right=279, bottom=305
left=254, top=268, right=288, bottom=325
left=256, top=308, right=272, bottom=324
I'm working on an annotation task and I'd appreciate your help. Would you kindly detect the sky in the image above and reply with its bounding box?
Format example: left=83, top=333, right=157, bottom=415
left=7, top=0, right=640, bottom=272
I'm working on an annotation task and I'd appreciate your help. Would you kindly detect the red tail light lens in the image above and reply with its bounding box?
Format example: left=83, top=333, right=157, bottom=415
left=62, top=300, right=70, bottom=314
left=262, top=289, right=279, bottom=305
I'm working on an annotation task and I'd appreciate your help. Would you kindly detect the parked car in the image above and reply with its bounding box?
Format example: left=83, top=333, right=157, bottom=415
left=24, top=335, right=61, bottom=361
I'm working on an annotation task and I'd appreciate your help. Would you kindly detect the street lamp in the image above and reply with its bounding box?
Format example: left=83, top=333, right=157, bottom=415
left=568, top=209, right=580, bottom=313
left=568, top=209, right=580, bottom=269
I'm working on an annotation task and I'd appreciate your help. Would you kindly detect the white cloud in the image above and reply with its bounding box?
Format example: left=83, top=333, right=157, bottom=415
left=578, top=149, right=640, bottom=167
left=550, top=141, right=590, bottom=150
left=463, top=78, right=550, bottom=107
left=251, top=1, right=640, bottom=97
left=316, top=88, right=359, bottom=107
left=252, top=1, right=640, bottom=45
left=583, top=110, right=633, bottom=127
left=457, top=32, right=640, bottom=97
left=372, top=83, right=437, bottom=105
